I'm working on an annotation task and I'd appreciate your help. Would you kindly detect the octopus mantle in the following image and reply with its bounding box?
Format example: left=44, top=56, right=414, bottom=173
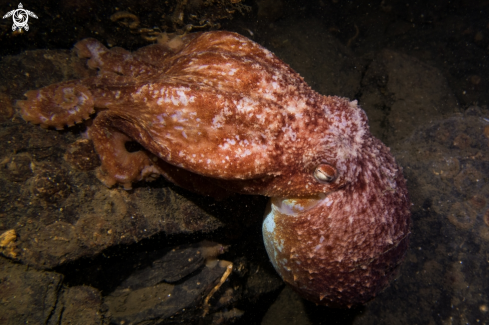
left=18, top=31, right=411, bottom=307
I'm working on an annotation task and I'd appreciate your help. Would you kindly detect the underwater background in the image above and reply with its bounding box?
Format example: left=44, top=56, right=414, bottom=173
left=1, top=0, right=489, bottom=324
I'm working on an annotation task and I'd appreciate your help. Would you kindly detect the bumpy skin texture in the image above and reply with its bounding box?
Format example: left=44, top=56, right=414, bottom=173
left=17, top=31, right=411, bottom=307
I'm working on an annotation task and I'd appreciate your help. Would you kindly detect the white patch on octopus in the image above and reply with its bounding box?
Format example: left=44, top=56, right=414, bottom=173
left=235, top=97, right=258, bottom=114
left=212, top=114, right=225, bottom=129
left=281, top=125, right=297, bottom=141
left=176, top=90, right=189, bottom=105
left=156, top=114, right=165, bottom=124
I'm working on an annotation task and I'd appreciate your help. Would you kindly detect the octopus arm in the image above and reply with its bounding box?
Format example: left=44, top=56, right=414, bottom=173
left=89, top=103, right=281, bottom=183
left=17, top=80, right=95, bottom=129
left=75, top=38, right=162, bottom=77
left=88, top=109, right=255, bottom=196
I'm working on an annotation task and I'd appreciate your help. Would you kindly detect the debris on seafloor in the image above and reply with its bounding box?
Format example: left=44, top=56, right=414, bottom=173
left=203, top=260, right=233, bottom=316
left=104, top=242, right=242, bottom=324
left=0, top=229, right=17, bottom=258
left=110, top=0, right=252, bottom=42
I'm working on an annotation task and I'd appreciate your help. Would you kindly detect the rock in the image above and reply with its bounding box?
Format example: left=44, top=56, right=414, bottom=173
left=0, top=256, right=63, bottom=325
left=104, top=242, right=232, bottom=324
left=0, top=49, right=93, bottom=101
left=117, top=242, right=225, bottom=290
left=261, top=286, right=309, bottom=325
left=48, top=286, right=104, bottom=325
left=360, top=49, right=460, bottom=145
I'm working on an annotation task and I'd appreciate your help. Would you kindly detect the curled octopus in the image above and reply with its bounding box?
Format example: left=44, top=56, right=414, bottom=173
left=17, top=31, right=411, bottom=307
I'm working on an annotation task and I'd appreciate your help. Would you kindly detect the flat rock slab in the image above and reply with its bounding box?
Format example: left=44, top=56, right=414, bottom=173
left=0, top=136, right=228, bottom=268
left=48, top=286, right=104, bottom=325
left=104, top=242, right=240, bottom=324
left=118, top=243, right=212, bottom=291
left=106, top=262, right=229, bottom=324
left=0, top=256, right=63, bottom=324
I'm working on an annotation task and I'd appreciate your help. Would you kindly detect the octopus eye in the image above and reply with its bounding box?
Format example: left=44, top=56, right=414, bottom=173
left=313, top=164, right=337, bottom=183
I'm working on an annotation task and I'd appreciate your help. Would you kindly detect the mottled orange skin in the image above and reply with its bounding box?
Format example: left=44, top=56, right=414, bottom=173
left=262, top=136, right=410, bottom=307
left=17, top=31, right=411, bottom=307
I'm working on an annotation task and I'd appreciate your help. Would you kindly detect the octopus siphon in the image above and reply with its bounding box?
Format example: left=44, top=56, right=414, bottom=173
left=17, top=31, right=411, bottom=308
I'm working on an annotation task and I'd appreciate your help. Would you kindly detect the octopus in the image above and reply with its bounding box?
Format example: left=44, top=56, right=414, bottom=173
left=17, top=31, right=411, bottom=308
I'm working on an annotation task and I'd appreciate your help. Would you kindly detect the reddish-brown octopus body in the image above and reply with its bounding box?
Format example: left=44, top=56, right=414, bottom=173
left=17, top=31, right=411, bottom=307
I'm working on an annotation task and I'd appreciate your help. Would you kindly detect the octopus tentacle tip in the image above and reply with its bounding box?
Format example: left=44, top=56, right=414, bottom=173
left=18, top=30, right=410, bottom=308
left=18, top=81, right=95, bottom=129
left=95, top=168, right=118, bottom=188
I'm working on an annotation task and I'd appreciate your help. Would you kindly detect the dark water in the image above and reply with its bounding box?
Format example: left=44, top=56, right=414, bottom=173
left=1, top=0, right=489, bottom=324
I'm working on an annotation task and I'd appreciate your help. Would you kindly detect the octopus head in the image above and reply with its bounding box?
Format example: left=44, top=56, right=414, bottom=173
left=262, top=101, right=411, bottom=307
